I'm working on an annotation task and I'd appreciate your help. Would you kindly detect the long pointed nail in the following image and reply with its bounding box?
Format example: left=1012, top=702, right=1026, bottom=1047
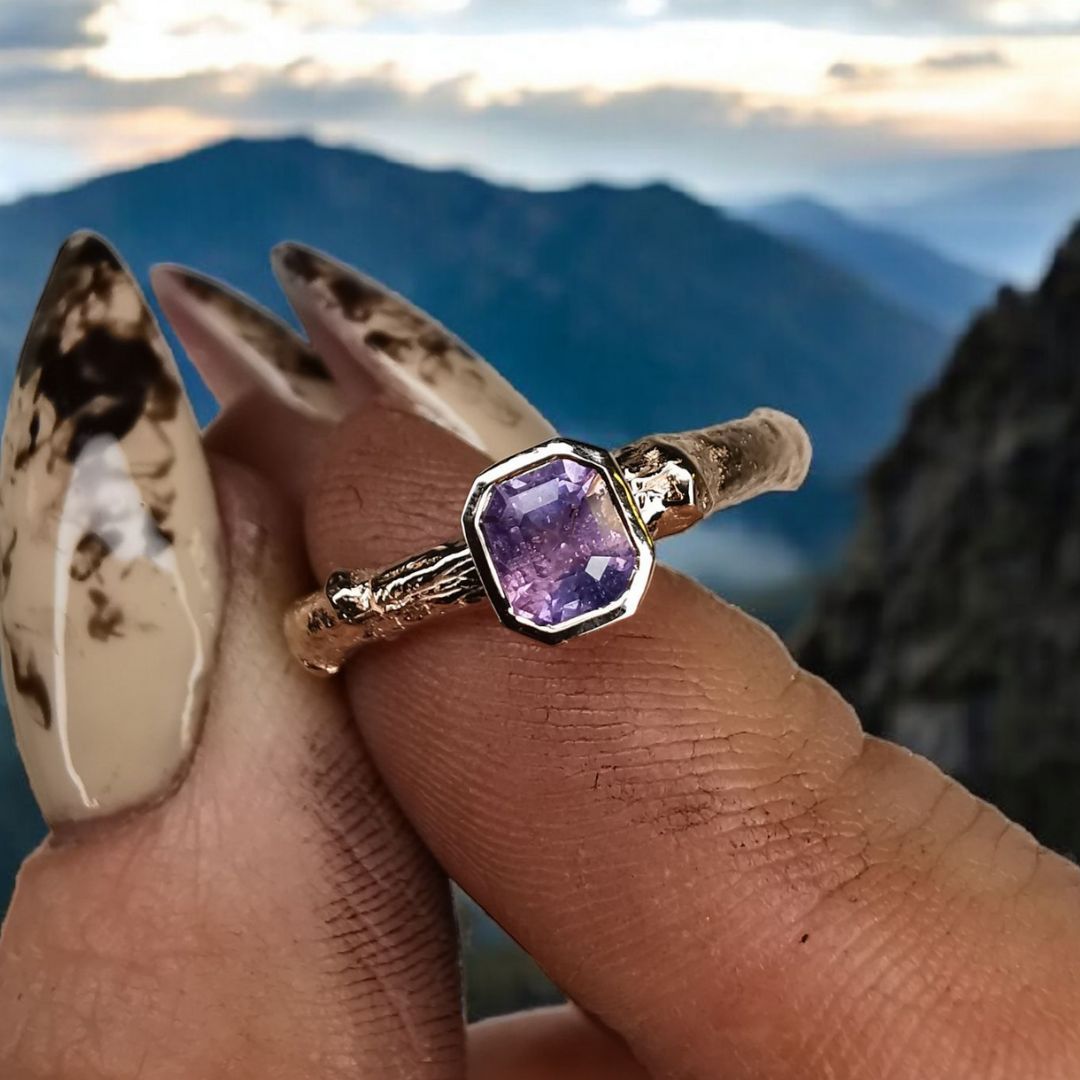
left=151, top=264, right=345, bottom=423
left=271, top=243, right=555, bottom=459
left=0, top=232, right=225, bottom=828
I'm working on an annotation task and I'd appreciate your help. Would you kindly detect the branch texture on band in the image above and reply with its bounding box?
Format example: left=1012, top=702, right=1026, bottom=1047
left=287, top=409, right=811, bottom=675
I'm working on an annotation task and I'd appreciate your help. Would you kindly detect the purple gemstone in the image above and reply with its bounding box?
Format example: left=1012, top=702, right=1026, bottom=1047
left=477, top=457, right=639, bottom=627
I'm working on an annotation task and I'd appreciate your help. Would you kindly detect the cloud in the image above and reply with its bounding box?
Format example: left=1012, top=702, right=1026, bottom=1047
left=1, top=0, right=1078, bottom=60
left=143, top=0, right=470, bottom=34
left=828, top=46, right=1010, bottom=86
left=825, top=59, right=905, bottom=88
left=451, top=0, right=1080, bottom=33
left=0, top=0, right=103, bottom=50
left=0, top=61, right=936, bottom=201
left=165, top=16, right=249, bottom=38
left=919, top=47, right=1010, bottom=70
left=0, top=6, right=1074, bottom=204
left=827, top=61, right=877, bottom=81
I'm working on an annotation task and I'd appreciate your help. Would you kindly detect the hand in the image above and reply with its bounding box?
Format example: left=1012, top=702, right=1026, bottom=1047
left=2, top=239, right=1078, bottom=1080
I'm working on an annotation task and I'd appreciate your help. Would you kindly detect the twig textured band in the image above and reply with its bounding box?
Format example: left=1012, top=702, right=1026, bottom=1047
left=286, top=408, right=810, bottom=675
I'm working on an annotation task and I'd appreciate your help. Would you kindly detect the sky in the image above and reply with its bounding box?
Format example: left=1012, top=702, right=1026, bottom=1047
left=1, top=0, right=1079, bottom=204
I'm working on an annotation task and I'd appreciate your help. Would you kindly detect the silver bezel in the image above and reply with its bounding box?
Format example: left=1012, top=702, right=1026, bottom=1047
left=461, top=438, right=655, bottom=644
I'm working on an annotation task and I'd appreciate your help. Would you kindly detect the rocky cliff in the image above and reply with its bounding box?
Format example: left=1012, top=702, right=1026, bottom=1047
left=796, top=223, right=1080, bottom=857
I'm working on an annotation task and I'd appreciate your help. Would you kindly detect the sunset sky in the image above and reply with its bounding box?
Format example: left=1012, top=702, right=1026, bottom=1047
left=1, top=0, right=1079, bottom=202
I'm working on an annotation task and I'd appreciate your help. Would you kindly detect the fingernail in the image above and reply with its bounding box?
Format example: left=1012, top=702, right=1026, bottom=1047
left=151, top=264, right=344, bottom=423
left=271, top=242, right=555, bottom=458
left=0, top=232, right=225, bottom=828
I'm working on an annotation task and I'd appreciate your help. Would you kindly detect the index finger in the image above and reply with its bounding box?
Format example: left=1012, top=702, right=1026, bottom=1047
left=305, top=403, right=1080, bottom=1080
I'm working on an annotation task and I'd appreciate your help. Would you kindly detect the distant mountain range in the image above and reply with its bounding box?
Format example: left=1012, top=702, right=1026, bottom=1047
left=0, top=136, right=947, bottom=486
left=744, top=196, right=997, bottom=335
left=853, top=144, right=1080, bottom=283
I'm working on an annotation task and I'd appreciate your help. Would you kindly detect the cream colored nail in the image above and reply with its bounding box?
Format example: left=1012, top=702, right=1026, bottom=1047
left=0, top=232, right=225, bottom=828
left=271, top=243, right=556, bottom=459
left=151, top=264, right=345, bottom=422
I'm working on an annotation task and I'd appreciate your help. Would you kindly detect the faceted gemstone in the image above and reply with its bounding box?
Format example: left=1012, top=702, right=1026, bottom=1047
left=477, top=457, right=639, bottom=627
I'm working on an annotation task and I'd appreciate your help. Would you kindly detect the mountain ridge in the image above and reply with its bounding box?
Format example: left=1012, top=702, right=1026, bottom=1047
left=745, top=195, right=997, bottom=334
left=864, top=144, right=1080, bottom=281
left=0, top=135, right=947, bottom=484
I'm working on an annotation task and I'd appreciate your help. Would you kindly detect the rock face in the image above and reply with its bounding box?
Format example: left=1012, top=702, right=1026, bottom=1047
left=796, top=223, right=1080, bottom=858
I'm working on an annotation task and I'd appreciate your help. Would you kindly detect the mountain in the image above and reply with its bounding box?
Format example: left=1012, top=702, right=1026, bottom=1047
left=745, top=196, right=997, bottom=334
left=0, top=136, right=946, bottom=485
left=795, top=221, right=1080, bottom=857
left=864, top=144, right=1080, bottom=283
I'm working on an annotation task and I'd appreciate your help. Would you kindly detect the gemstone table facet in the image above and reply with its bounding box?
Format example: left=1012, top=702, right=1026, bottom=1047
left=477, top=457, right=639, bottom=628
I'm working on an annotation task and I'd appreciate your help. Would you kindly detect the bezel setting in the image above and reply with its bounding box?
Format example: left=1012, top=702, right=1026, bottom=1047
left=461, top=438, right=656, bottom=644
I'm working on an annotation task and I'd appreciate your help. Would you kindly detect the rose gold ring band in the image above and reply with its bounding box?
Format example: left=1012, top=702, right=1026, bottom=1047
left=286, top=408, right=811, bottom=676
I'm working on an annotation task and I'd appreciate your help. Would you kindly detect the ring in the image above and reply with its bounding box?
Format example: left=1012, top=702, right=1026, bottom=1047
left=286, top=409, right=811, bottom=675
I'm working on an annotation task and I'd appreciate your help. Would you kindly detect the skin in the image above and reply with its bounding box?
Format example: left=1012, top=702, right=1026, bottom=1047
left=1, top=394, right=1079, bottom=1079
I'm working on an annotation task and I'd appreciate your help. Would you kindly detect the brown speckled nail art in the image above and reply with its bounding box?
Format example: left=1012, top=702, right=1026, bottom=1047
left=0, top=232, right=224, bottom=827
left=152, top=264, right=345, bottom=421
left=272, top=243, right=556, bottom=458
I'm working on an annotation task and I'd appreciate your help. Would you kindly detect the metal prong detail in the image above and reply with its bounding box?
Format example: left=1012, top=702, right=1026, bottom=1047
left=616, top=408, right=812, bottom=540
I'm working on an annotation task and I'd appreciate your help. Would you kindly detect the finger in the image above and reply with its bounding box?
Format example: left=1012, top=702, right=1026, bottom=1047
left=204, top=389, right=330, bottom=508
left=467, top=1006, right=649, bottom=1080
left=152, top=263, right=342, bottom=505
left=306, top=404, right=1080, bottom=1080
left=272, top=242, right=555, bottom=459
left=2, top=462, right=463, bottom=1078
left=1, top=232, right=225, bottom=830
left=1, top=237, right=463, bottom=1079
left=152, top=263, right=349, bottom=423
